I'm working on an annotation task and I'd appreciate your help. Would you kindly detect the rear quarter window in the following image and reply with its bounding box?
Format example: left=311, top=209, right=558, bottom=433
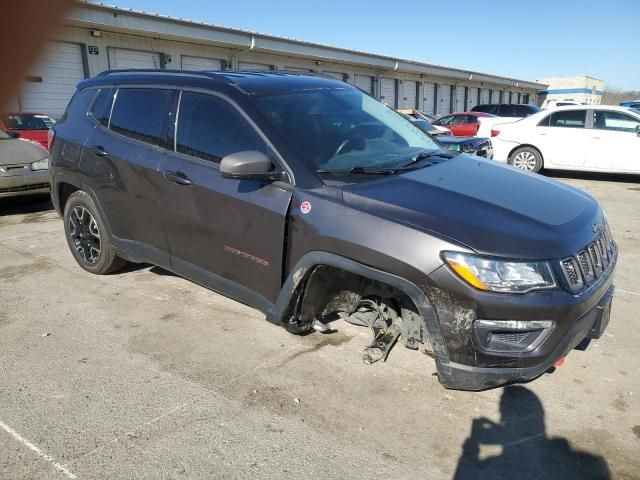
left=90, top=88, right=114, bottom=127
left=109, top=88, right=173, bottom=146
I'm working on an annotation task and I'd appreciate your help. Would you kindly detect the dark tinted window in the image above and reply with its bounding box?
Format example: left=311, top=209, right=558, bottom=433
left=593, top=111, right=640, bottom=132
left=472, top=104, right=493, bottom=113
left=537, top=114, right=551, bottom=127
left=514, top=105, right=540, bottom=117
left=176, top=92, right=268, bottom=163
left=548, top=110, right=586, bottom=128
left=109, top=88, right=172, bottom=146
left=90, top=88, right=114, bottom=127
left=497, top=105, right=515, bottom=116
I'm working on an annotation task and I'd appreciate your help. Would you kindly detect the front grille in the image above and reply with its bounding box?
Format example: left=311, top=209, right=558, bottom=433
left=560, top=221, right=615, bottom=293
left=0, top=183, right=49, bottom=194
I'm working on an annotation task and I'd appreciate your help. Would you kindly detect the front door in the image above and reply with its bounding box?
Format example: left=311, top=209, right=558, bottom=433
left=158, top=91, right=293, bottom=304
left=585, top=110, right=640, bottom=173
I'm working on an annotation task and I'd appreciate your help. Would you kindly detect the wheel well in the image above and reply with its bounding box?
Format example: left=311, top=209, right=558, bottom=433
left=508, top=144, right=544, bottom=165
left=58, top=182, right=80, bottom=213
left=289, top=265, right=428, bottom=351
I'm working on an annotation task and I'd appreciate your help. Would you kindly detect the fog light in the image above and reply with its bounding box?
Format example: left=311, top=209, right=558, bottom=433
left=474, top=319, right=555, bottom=353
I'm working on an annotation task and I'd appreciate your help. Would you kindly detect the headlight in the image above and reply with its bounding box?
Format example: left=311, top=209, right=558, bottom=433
left=30, top=157, right=49, bottom=171
left=442, top=251, right=556, bottom=293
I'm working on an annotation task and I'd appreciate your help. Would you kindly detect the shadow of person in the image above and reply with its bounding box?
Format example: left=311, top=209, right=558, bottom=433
left=453, top=386, right=610, bottom=480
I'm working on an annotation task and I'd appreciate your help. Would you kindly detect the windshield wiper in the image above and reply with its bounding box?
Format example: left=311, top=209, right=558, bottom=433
left=317, top=166, right=397, bottom=175
left=392, top=150, right=457, bottom=170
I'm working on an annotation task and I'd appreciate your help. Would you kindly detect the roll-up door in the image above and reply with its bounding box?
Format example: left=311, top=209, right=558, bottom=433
left=181, top=55, right=223, bottom=71
left=492, top=89, right=500, bottom=104
left=481, top=88, right=490, bottom=104
left=238, top=62, right=272, bottom=70
left=455, top=86, right=466, bottom=112
left=467, top=87, right=477, bottom=111
left=437, top=84, right=451, bottom=115
left=108, top=47, right=161, bottom=70
left=380, top=78, right=397, bottom=107
left=323, top=71, right=346, bottom=81
left=422, top=83, right=435, bottom=114
left=399, top=80, right=417, bottom=109
left=18, top=41, right=86, bottom=118
left=354, top=74, right=374, bottom=94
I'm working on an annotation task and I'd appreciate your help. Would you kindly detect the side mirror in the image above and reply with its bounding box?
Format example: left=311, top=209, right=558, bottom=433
left=220, top=150, right=278, bottom=180
left=6, top=131, right=20, bottom=139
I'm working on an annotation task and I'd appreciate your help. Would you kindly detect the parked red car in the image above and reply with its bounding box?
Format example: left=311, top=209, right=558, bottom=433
left=0, top=112, right=56, bottom=150
left=431, top=111, right=495, bottom=137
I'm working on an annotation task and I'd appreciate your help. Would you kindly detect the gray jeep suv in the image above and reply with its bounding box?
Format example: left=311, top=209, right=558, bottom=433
left=49, top=71, right=616, bottom=390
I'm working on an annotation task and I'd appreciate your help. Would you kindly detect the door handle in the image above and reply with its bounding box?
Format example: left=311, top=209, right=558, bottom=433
left=163, top=170, right=192, bottom=186
left=89, top=145, right=108, bottom=157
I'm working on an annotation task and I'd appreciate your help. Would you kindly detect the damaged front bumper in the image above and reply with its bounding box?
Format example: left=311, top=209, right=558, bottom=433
left=435, top=285, right=614, bottom=390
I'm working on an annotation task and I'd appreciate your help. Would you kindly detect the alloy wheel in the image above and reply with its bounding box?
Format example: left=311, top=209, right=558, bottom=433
left=512, top=151, right=537, bottom=171
left=68, top=206, right=101, bottom=264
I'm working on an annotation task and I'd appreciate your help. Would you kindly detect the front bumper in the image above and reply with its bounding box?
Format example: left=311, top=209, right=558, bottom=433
left=435, top=285, right=614, bottom=390
left=0, top=168, right=50, bottom=198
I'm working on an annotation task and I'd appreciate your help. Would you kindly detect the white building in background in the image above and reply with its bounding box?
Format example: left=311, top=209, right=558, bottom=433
left=5, top=1, right=544, bottom=118
left=537, top=76, right=604, bottom=107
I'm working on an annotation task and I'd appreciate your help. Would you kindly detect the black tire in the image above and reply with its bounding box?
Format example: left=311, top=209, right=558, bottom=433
left=63, top=191, right=126, bottom=274
left=508, top=146, right=543, bottom=173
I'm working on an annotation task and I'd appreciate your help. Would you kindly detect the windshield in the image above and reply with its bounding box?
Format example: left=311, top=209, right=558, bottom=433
left=255, top=88, right=440, bottom=172
left=2, top=113, right=55, bottom=130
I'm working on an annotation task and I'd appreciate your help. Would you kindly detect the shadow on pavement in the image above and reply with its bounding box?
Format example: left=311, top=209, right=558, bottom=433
left=453, top=386, right=610, bottom=480
left=545, top=170, right=640, bottom=184
left=0, top=194, right=53, bottom=216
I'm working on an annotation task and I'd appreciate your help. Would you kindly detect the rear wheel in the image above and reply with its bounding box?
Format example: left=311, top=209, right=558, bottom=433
left=63, top=191, right=126, bottom=274
left=509, top=147, right=543, bottom=173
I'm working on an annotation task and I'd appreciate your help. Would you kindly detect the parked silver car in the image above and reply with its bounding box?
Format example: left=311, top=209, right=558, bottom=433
left=0, top=130, right=50, bottom=198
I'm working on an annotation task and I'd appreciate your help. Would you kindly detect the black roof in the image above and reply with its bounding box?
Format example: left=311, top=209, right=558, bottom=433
left=78, top=69, right=352, bottom=95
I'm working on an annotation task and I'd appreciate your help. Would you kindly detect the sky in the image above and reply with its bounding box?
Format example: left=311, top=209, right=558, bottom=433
left=104, top=0, right=639, bottom=90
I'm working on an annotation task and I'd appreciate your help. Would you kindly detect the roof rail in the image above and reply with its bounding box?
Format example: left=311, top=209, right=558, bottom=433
left=97, top=69, right=223, bottom=80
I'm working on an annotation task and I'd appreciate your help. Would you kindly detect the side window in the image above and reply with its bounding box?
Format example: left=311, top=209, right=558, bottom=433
left=109, top=88, right=172, bottom=146
left=498, top=105, right=515, bottom=116
left=466, top=115, right=479, bottom=124
left=593, top=111, right=640, bottom=132
left=537, top=115, right=551, bottom=127
left=514, top=105, right=532, bottom=117
left=549, top=110, right=586, bottom=128
left=90, top=88, right=114, bottom=127
left=452, top=115, right=468, bottom=125
left=176, top=91, right=268, bottom=164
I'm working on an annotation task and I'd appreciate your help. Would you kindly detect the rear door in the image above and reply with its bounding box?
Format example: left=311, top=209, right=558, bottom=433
left=449, top=114, right=479, bottom=137
left=586, top=110, right=640, bottom=173
left=535, top=109, right=589, bottom=168
left=82, top=87, right=174, bottom=262
left=158, top=90, right=293, bottom=303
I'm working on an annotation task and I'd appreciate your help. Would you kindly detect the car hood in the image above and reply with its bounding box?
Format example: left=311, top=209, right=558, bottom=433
left=341, top=155, right=601, bottom=259
left=0, top=138, right=48, bottom=165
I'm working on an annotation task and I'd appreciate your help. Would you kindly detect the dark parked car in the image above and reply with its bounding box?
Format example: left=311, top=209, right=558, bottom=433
left=401, top=115, right=493, bottom=158
left=471, top=104, right=542, bottom=118
left=50, top=71, right=616, bottom=391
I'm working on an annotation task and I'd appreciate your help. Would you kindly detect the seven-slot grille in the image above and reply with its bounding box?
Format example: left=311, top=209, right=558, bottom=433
left=560, top=221, right=615, bottom=293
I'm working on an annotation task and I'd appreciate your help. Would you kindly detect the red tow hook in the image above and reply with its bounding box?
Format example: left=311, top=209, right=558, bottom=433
left=553, top=357, right=565, bottom=368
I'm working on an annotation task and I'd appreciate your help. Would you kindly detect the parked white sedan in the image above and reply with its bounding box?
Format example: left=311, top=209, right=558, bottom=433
left=491, top=105, right=640, bottom=174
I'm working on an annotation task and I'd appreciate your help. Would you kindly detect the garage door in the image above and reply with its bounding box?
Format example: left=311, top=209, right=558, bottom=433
left=322, top=71, right=345, bottom=81
left=398, top=80, right=416, bottom=109
left=108, top=48, right=161, bottom=70
left=354, top=74, right=373, bottom=95
left=422, top=83, right=435, bottom=114
left=467, top=87, right=477, bottom=111
left=492, top=89, right=500, bottom=104
left=18, top=41, right=86, bottom=118
left=437, top=84, right=451, bottom=115
left=238, top=62, right=272, bottom=70
left=380, top=78, right=396, bottom=107
left=481, top=88, right=490, bottom=104
left=455, top=86, right=465, bottom=112
left=181, top=55, right=222, bottom=71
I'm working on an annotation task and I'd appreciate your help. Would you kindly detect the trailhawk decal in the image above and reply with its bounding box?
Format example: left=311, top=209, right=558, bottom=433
left=223, top=245, right=270, bottom=267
